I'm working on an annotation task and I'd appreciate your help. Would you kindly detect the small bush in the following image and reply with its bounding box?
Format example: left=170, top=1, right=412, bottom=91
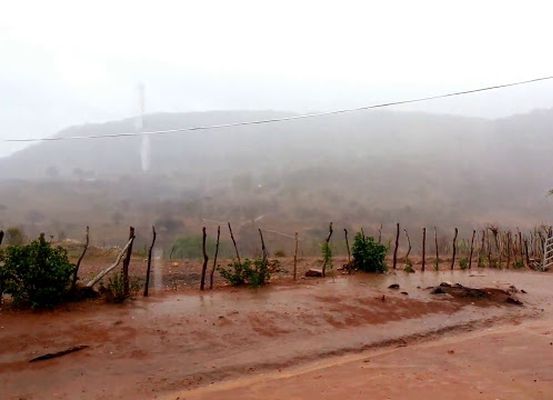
left=105, top=274, right=126, bottom=303
left=219, top=258, right=270, bottom=287
left=351, top=232, right=387, bottom=273
left=101, top=274, right=141, bottom=303
left=459, top=257, right=469, bottom=270
left=0, top=234, right=74, bottom=308
left=403, top=259, right=415, bottom=273
left=513, top=260, right=524, bottom=269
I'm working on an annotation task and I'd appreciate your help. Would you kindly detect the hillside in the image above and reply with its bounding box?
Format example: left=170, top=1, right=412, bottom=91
left=1, top=109, right=553, bottom=251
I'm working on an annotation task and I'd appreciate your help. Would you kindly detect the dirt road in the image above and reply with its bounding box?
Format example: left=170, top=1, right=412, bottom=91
left=178, top=318, right=553, bottom=400
left=1, top=270, right=551, bottom=399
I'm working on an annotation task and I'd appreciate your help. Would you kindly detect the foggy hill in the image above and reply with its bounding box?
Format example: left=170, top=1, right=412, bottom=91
left=1, top=109, right=553, bottom=246
left=4, top=108, right=552, bottom=180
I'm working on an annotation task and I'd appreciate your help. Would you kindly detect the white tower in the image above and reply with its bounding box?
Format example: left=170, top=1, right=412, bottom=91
left=137, top=83, right=151, bottom=172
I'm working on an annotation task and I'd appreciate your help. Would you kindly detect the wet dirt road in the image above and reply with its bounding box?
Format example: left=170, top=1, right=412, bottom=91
left=179, top=317, right=553, bottom=400
left=1, top=270, right=550, bottom=400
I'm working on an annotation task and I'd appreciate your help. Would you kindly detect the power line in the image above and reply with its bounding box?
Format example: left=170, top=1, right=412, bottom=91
left=4, top=75, right=553, bottom=143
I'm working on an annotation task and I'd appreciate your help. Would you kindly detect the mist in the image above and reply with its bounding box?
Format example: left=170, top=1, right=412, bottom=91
left=2, top=0, right=553, bottom=253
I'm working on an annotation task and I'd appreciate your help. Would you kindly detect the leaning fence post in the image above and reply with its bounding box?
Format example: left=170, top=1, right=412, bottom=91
left=72, top=226, right=90, bottom=291
left=122, top=226, right=135, bottom=297
left=228, top=222, right=241, bottom=265
left=258, top=228, right=268, bottom=263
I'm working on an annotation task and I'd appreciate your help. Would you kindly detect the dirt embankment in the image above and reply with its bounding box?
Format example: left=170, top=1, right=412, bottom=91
left=1, top=270, right=551, bottom=400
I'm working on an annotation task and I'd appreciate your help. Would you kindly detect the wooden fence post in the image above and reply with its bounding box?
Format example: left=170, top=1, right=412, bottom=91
left=433, top=226, right=439, bottom=270
left=378, top=224, right=383, bottom=244
left=71, top=226, right=89, bottom=290
left=209, top=225, right=220, bottom=290
left=468, top=229, right=476, bottom=269
left=144, top=226, right=157, bottom=297
left=421, top=227, right=426, bottom=272
left=200, top=227, right=209, bottom=291
left=450, top=227, right=458, bottom=270
left=0, top=230, right=4, bottom=246
left=293, top=232, right=299, bottom=280
left=393, top=223, right=400, bottom=270
left=121, top=226, right=135, bottom=297
left=258, top=228, right=268, bottom=263
left=322, top=222, right=333, bottom=277
left=227, top=222, right=241, bottom=265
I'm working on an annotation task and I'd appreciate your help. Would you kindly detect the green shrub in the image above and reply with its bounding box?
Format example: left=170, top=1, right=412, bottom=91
left=101, top=274, right=140, bottom=303
left=351, top=232, right=387, bottom=273
left=0, top=234, right=74, bottom=308
left=403, top=259, right=415, bottom=273
left=219, top=258, right=270, bottom=287
left=513, top=260, right=524, bottom=269
left=459, top=257, right=469, bottom=270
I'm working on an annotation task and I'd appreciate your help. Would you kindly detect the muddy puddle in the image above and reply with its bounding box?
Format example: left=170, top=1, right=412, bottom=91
left=1, top=270, right=551, bottom=400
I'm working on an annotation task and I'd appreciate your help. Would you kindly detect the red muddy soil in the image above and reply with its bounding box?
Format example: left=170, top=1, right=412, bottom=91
left=1, top=270, right=551, bottom=400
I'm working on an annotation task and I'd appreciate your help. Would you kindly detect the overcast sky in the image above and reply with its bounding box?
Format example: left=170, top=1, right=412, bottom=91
left=2, top=0, right=553, bottom=156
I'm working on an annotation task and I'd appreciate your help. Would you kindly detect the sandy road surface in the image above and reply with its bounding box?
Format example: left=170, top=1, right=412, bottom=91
left=1, top=270, right=551, bottom=400
left=177, top=317, right=553, bottom=400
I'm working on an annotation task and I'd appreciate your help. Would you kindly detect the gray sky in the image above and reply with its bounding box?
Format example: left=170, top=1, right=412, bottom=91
left=2, top=0, right=553, bottom=157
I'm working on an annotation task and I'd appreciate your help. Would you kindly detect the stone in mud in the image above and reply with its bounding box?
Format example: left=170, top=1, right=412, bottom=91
left=506, top=296, right=523, bottom=306
left=305, top=268, right=323, bottom=277
left=431, top=286, right=447, bottom=294
left=388, top=284, right=400, bottom=290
